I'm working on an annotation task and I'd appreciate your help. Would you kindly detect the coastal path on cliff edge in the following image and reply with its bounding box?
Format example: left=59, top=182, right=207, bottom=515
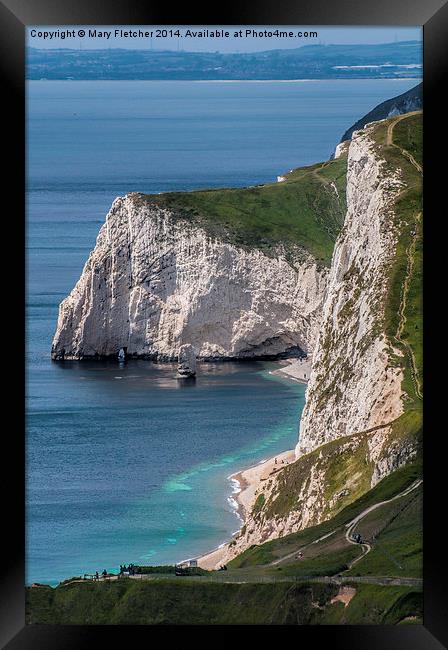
left=386, top=112, right=423, bottom=401
left=267, top=478, right=422, bottom=570
left=386, top=111, right=423, bottom=174
left=394, top=210, right=422, bottom=401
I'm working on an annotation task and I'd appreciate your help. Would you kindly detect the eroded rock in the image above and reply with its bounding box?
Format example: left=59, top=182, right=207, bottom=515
left=178, top=344, right=197, bottom=377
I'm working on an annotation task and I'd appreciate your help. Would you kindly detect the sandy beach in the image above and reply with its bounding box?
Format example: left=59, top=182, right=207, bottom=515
left=197, top=448, right=296, bottom=569
left=269, top=357, right=312, bottom=383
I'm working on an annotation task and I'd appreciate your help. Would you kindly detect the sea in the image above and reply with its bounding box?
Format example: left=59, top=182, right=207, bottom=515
left=26, top=78, right=419, bottom=585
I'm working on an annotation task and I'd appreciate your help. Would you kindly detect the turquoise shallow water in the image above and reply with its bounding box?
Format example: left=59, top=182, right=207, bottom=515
left=26, top=78, right=419, bottom=585
left=27, top=360, right=305, bottom=585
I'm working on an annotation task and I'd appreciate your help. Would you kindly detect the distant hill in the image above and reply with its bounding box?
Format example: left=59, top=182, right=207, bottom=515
left=340, top=82, right=422, bottom=142
left=26, top=41, right=422, bottom=80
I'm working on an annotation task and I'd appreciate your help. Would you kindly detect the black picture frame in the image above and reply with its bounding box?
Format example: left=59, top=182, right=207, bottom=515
left=2, top=0, right=445, bottom=645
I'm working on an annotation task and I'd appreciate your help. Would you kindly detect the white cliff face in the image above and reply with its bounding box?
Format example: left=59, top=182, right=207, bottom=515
left=296, top=125, right=406, bottom=457
left=333, top=140, right=350, bottom=160
left=212, top=120, right=421, bottom=566
left=52, top=195, right=328, bottom=361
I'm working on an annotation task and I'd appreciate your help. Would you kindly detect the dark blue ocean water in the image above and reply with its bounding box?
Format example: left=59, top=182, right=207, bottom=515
left=26, top=79, right=418, bottom=585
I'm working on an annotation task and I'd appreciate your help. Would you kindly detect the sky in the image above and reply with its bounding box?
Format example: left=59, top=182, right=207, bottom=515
left=27, top=26, right=422, bottom=53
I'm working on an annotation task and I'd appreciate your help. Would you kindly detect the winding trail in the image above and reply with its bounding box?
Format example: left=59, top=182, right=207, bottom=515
left=394, top=211, right=423, bottom=400
left=386, top=112, right=423, bottom=401
left=344, top=479, right=422, bottom=569
left=267, top=478, right=422, bottom=571
left=386, top=111, right=423, bottom=174
left=270, top=529, right=338, bottom=567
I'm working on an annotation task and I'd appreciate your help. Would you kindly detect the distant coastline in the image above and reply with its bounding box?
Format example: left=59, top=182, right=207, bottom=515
left=26, top=40, right=422, bottom=82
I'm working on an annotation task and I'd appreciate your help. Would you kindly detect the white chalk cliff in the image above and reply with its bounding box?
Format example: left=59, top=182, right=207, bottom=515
left=296, top=124, right=406, bottom=457
left=51, top=198, right=328, bottom=361
left=209, top=116, right=421, bottom=567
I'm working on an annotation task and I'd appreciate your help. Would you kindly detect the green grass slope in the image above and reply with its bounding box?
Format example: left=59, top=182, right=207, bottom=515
left=315, top=584, right=422, bottom=625
left=26, top=580, right=338, bottom=625
left=133, top=156, right=347, bottom=266
left=26, top=578, right=421, bottom=625
left=380, top=113, right=423, bottom=408
left=345, top=486, right=422, bottom=579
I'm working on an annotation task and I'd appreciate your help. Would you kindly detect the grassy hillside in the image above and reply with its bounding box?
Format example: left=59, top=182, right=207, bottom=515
left=26, top=580, right=337, bottom=625
left=316, top=584, right=422, bottom=625
left=380, top=113, right=423, bottom=408
left=134, top=155, right=347, bottom=266
left=346, top=488, right=422, bottom=578
left=228, top=462, right=422, bottom=574
left=27, top=577, right=421, bottom=626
